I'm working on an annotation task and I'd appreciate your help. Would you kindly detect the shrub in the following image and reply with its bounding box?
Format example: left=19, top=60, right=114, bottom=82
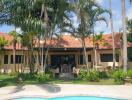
left=18, top=73, right=36, bottom=80
left=98, top=71, right=109, bottom=79
left=78, top=70, right=87, bottom=81
left=127, top=69, right=132, bottom=79
left=78, top=70, right=99, bottom=82
left=36, top=73, right=53, bottom=82
left=112, top=70, right=127, bottom=84
left=45, top=70, right=54, bottom=78
left=89, top=70, right=100, bottom=82
left=9, top=72, right=18, bottom=77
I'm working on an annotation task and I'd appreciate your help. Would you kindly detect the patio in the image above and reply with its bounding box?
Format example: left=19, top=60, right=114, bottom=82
left=0, top=84, right=132, bottom=100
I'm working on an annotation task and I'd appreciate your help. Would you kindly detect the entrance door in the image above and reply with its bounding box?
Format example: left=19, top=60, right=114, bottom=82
left=50, top=54, right=75, bottom=73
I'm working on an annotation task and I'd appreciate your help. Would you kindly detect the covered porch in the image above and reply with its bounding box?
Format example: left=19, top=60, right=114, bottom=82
left=48, top=48, right=93, bottom=74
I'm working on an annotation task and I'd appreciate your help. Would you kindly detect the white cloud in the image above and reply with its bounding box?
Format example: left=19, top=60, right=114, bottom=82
left=113, top=19, right=122, bottom=32
left=94, top=21, right=108, bottom=33
left=16, top=27, right=22, bottom=34
left=95, top=0, right=103, bottom=5
left=127, top=7, right=132, bottom=19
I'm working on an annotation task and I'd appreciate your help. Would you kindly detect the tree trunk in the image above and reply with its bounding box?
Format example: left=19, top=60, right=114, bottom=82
left=94, top=47, right=97, bottom=67
left=29, top=42, right=35, bottom=74
left=40, top=41, right=44, bottom=73
left=81, top=37, right=89, bottom=71
left=13, top=42, right=16, bottom=72
left=121, top=0, right=128, bottom=72
left=93, top=31, right=97, bottom=68
left=43, top=31, right=53, bottom=73
left=109, top=0, right=116, bottom=69
left=37, top=37, right=41, bottom=66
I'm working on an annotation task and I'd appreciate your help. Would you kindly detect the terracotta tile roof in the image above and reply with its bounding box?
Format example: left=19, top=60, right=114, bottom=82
left=0, top=33, right=23, bottom=50
left=0, top=32, right=132, bottom=50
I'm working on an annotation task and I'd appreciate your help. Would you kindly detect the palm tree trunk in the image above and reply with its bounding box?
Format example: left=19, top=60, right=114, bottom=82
left=109, top=0, right=116, bottom=69
left=81, top=37, right=89, bottom=71
left=93, top=30, right=97, bottom=68
left=40, top=40, right=44, bottom=73
left=121, top=0, right=128, bottom=72
left=13, top=42, right=16, bottom=72
left=43, top=32, right=53, bottom=73
left=94, top=46, right=97, bottom=67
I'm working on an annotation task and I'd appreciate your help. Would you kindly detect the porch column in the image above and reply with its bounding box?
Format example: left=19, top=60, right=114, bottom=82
left=75, top=53, right=78, bottom=67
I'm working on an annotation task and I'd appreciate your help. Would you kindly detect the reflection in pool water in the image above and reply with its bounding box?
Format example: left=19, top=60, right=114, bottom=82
left=14, top=96, right=123, bottom=100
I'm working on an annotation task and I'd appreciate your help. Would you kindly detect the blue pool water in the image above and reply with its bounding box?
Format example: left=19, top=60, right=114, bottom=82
left=14, top=96, right=123, bottom=100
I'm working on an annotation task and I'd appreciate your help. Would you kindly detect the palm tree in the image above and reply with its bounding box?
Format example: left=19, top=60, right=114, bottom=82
left=0, top=36, right=8, bottom=71
left=9, top=30, right=20, bottom=72
left=93, top=32, right=103, bottom=66
left=121, top=0, right=127, bottom=72
left=70, top=0, right=94, bottom=70
left=109, top=0, right=116, bottom=69
left=0, top=0, right=9, bottom=20
left=0, top=37, right=8, bottom=50
left=20, top=32, right=38, bottom=74
left=87, top=1, right=109, bottom=68
left=1, top=0, right=70, bottom=73
left=66, top=0, right=108, bottom=70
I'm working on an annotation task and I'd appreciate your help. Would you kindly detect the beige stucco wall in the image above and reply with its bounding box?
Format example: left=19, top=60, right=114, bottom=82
left=0, top=49, right=132, bottom=73
left=97, top=50, right=121, bottom=68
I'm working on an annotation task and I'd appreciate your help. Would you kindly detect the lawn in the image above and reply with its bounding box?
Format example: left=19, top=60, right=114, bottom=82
left=0, top=74, right=116, bottom=87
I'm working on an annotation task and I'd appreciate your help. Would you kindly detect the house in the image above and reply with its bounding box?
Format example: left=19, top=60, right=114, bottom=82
left=0, top=32, right=132, bottom=73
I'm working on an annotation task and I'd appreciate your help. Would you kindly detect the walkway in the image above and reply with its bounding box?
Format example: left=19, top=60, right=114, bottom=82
left=0, top=84, right=132, bottom=100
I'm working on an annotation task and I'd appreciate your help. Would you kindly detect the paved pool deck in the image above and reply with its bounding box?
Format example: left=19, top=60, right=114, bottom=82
left=0, top=84, right=132, bottom=100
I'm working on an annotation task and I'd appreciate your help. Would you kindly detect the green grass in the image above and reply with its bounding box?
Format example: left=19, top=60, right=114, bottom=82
left=0, top=74, right=117, bottom=87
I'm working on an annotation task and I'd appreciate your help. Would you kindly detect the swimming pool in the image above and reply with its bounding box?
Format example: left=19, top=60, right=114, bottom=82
left=14, top=96, right=123, bottom=100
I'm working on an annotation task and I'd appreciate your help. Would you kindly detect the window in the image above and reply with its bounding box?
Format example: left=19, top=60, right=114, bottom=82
left=79, top=55, right=91, bottom=64
left=88, top=55, right=91, bottom=62
left=128, top=48, right=132, bottom=61
left=4, top=55, right=8, bottom=64
left=16, top=55, right=22, bottom=64
left=11, top=55, right=13, bottom=64
left=80, top=55, right=84, bottom=64
left=100, top=54, right=119, bottom=62
left=10, top=55, right=23, bottom=64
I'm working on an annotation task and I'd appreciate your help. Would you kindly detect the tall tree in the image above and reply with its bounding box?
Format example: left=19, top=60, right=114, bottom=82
left=90, top=8, right=109, bottom=68
left=121, top=0, right=127, bottom=72
left=67, top=0, right=108, bottom=70
left=70, top=0, right=93, bottom=70
left=1, top=0, right=70, bottom=73
left=20, top=32, right=37, bottom=74
left=0, top=36, right=8, bottom=71
left=0, top=37, right=8, bottom=50
left=109, top=0, right=116, bottom=69
left=9, top=30, right=20, bottom=72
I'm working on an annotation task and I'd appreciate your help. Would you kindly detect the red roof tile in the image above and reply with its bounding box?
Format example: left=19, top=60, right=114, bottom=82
left=0, top=33, right=23, bottom=50
left=0, top=32, right=132, bottom=50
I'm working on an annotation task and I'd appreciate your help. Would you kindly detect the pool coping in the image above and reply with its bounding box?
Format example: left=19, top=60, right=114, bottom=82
left=11, top=95, right=126, bottom=100
left=0, top=84, right=132, bottom=100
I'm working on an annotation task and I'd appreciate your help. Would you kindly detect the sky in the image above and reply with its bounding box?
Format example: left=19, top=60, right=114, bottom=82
left=94, top=0, right=132, bottom=33
left=0, top=0, right=132, bottom=34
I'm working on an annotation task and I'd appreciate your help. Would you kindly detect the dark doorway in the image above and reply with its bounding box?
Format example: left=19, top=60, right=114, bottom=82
left=51, top=54, right=75, bottom=73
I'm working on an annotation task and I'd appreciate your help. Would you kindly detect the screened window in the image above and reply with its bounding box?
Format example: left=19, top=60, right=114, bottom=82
left=80, top=55, right=84, bottom=64
left=100, top=54, right=119, bottom=62
left=128, top=48, right=132, bottom=61
left=16, top=55, right=23, bottom=64
left=11, top=55, right=13, bottom=64
left=88, top=55, right=91, bottom=62
left=4, top=55, right=8, bottom=64
left=11, top=55, right=23, bottom=64
left=79, top=55, right=91, bottom=64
